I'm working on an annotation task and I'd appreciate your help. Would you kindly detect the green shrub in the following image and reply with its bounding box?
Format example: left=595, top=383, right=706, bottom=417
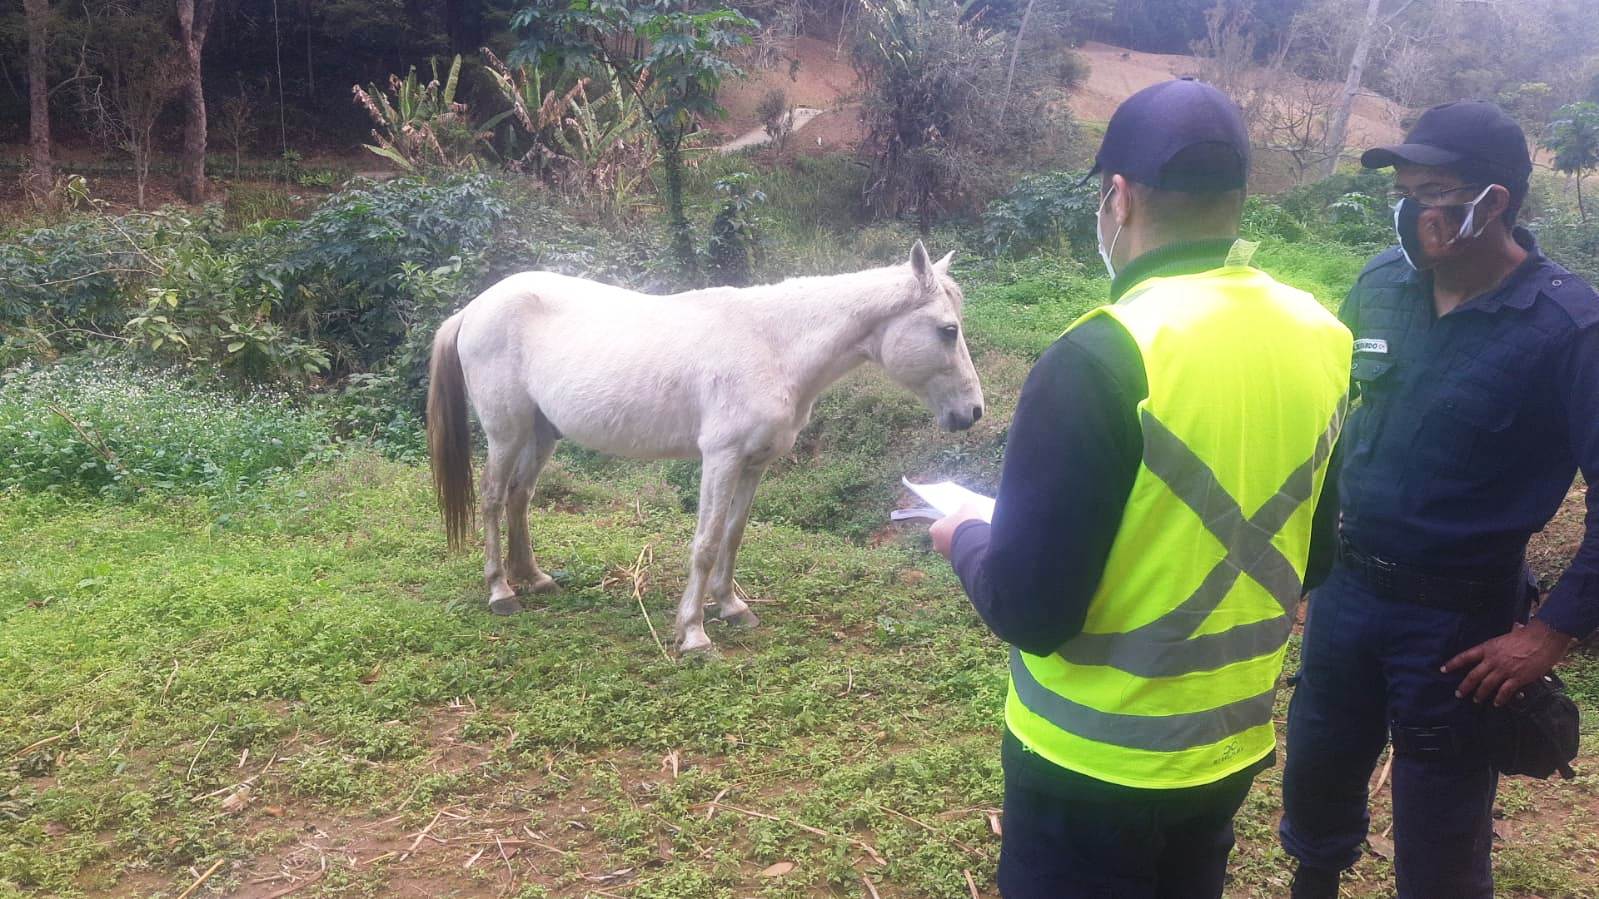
left=1240, top=196, right=1310, bottom=244
left=1534, top=211, right=1599, bottom=284
left=0, top=207, right=217, bottom=350
left=980, top=171, right=1100, bottom=261
left=1276, top=171, right=1394, bottom=251
left=706, top=173, right=766, bottom=287
left=0, top=360, right=327, bottom=498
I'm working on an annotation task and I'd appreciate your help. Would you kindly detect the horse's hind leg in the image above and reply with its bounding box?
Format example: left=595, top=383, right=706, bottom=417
left=507, top=413, right=559, bottom=595
left=480, top=438, right=522, bottom=615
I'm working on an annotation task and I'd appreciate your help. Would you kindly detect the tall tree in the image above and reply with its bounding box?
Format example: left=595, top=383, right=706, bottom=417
left=22, top=0, right=53, bottom=205
left=1321, top=0, right=1414, bottom=179
left=1544, top=102, right=1599, bottom=221
left=175, top=0, right=218, bottom=203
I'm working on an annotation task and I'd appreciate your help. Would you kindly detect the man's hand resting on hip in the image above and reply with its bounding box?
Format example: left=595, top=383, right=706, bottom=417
left=1442, top=618, right=1576, bottom=707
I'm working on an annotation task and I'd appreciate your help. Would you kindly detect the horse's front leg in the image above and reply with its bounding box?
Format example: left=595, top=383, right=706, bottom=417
left=676, top=453, right=741, bottom=654
left=707, top=462, right=768, bottom=629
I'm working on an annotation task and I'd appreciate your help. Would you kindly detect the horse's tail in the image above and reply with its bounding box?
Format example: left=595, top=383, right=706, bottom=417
left=427, top=311, right=475, bottom=551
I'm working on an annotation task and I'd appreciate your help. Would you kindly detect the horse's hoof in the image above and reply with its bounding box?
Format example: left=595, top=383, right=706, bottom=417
left=677, top=634, right=718, bottom=658
left=722, top=608, right=761, bottom=629
left=527, top=574, right=559, bottom=595
left=678, top=644, right=721, bottom=663
left=488, top=596, right=524, bottom=616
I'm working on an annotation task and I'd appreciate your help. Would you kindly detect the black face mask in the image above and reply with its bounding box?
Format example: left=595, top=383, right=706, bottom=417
left=1394, top=198, right=1427, bottom=270
left=1392, top=185, right=1494, bottom=271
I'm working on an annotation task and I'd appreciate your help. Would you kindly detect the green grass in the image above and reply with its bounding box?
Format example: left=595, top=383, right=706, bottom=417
left=4, top=451, right=1596, bottom=898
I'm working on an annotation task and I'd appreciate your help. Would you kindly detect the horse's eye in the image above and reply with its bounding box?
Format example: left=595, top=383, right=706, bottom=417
left=939, top=324, right=960, bottom=342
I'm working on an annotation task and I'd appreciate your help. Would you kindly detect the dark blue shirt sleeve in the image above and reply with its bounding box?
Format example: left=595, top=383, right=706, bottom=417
left=1305, top=288, right=1360, bottom=592
left=948, top=316, right=1144, bottom=655
left=1537, top=325, right=1599, bottom=638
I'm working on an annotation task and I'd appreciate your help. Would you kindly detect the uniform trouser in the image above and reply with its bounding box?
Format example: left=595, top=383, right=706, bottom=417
left=1279, top=562, right=1518, bottom=898
left=996, top=770, right=1253, bottom=898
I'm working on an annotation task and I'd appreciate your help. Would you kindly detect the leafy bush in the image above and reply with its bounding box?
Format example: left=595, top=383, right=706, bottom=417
left=269, top=173, right=510, bottom=376
left=0, top=207, right=214, bottom=350
left=1276, top=171, right=1395, bottom=251
left=706, top=173, right=766, bottom=286
left=854, top=0, right=1062, bottom=227
left=352, top=55, right=485, bottom=173
left=1240, top=195, right=1311, bottom=244
left=1534, top=211, right=1599, bottom=284
left=980, top=171, right=1100, bottom=260
left=0, top=360, right=327, bottom=498
left=1, top=175, right=511, bottom=384
left=482, top=52, right=659, bottom=217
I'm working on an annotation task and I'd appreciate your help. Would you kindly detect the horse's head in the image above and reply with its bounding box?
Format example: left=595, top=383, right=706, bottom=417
left=877, top=242, right=985, bottom=432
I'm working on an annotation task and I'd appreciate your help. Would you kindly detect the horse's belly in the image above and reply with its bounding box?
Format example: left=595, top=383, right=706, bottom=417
left=535, top=382, right=704, bottom=460
left=553, top=414, right=702, bottom=460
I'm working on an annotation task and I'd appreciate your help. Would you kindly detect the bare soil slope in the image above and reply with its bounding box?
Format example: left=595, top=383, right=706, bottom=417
left=711, top=37, right=1411, bottom=169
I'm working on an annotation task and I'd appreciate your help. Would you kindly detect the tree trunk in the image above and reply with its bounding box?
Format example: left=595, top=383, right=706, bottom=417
left=662, top=140, right=697, bottom=278
left=1579, top=173, right=1587, bottom=223
left=998, top=0, right=1037, bottom=128
left=176, top=0, right=216, bottom=203
left=23, top=0, right=52, bottom=205
left=1321, top=0, right=1383, bottom=180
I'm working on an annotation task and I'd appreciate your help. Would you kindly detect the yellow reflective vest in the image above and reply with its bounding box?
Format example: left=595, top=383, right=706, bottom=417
left=1005, top=241, right=1353, bottom=789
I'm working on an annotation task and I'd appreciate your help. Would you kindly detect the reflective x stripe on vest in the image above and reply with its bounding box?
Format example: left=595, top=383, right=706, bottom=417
left=1054, top=401, right=1347, bottom=681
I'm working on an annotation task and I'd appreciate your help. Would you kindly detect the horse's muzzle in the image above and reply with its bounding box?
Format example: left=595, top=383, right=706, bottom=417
left=942, top=405, right=983, bottom=432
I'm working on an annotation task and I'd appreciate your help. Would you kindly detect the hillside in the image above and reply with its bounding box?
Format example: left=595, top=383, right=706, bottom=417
left=711, top=37, right=1410, bottom=181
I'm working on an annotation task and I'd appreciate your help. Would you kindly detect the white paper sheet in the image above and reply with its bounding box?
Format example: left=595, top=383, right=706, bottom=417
left=898, top=478, right=995, bottom=522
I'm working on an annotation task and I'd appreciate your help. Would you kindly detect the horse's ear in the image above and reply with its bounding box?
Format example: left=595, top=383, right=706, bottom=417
left=909, top=241, right=934, bottom=286
left=934, top=250, right=955, bottom=275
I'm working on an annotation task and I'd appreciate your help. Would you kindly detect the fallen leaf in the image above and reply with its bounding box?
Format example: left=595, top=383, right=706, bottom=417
left=1368, top=834, right=1394, bottom=860
left=43, top=821, right=67, bottom=837
left=987, top=810, right=1003, bottom=838
left=761, top=861, right=795, bottom=877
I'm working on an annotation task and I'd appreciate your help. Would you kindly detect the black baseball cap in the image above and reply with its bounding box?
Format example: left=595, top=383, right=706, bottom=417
left=1085, top=79, right=1251, bottom=193
left=1361, top=100, right=1533, bottom=189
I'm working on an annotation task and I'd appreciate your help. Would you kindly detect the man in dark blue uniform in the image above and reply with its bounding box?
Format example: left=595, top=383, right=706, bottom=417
left=1280, top=100, right=1599, bottom=898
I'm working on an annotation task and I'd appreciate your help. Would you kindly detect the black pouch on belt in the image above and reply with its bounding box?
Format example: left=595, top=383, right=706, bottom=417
left=1483, top=671, right=1581, bottom=780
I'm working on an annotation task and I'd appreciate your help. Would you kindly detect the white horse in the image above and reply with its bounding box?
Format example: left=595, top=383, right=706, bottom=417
left=427, top=242, right=984, bottom=654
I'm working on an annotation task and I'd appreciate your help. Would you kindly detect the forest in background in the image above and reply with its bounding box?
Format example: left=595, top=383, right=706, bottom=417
left=4, top=0, right=1599, bottom=199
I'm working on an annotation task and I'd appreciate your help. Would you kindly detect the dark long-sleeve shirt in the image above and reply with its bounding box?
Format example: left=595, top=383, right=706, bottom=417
left=1318, top=231, right=1599, bottom=638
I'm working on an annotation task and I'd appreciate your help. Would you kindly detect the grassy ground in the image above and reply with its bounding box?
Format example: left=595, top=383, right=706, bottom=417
left=3, top=238, right=1598, bottom=898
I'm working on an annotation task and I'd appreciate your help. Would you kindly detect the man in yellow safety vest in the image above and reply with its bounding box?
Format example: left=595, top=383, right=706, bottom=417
left=930, top=79, right=1353, bottom=897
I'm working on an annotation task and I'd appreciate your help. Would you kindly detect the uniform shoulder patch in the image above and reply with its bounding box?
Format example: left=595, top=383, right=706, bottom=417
left=1542, top=269, right=1599, bottom=329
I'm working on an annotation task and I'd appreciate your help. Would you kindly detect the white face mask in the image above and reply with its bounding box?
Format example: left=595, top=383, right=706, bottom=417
left=1452, top=184, right=1495, bottom=244
left=1097, top=185, right=1123, bottom=279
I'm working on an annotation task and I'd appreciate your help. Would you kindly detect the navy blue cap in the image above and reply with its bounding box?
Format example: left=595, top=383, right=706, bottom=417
left=1086, top=79, right=1251, bottom=192
left=1362, top=100, right=1532, bottom=189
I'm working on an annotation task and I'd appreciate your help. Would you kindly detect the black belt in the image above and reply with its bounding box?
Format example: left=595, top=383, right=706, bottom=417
left=1337, top=537, right=1522, bottom=610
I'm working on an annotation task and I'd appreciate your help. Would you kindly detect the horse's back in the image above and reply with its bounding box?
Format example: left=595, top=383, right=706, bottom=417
left=454, top=271, right=746, bottom=459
